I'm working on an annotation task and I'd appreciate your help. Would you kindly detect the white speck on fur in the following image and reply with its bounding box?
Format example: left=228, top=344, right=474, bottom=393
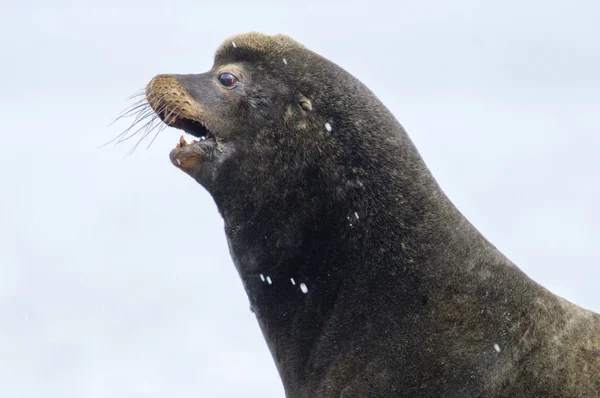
left=325, top=122, right=332, bottom=132
left=300, top=283, right=308, bottom=294
left=290, top=278, right=296, bottom=285
left=283, top=58, right=288, bottom=65
left=260, top=274, right=265, bottom=282
left=176, top=158, right=181, bottom=166
left=494, top=343, right=501, bottom=353
left=354, top=212, right=359, bottom=220
left=232, top=41, right=237, bottom=48
left=266, top=276, right=272, bottom=285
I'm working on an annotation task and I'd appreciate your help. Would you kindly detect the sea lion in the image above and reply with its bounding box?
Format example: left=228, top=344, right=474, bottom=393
left=141, top=32, right=600, bottom=397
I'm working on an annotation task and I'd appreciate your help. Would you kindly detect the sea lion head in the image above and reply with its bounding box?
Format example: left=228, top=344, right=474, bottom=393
left=144, top=32, right=412, bottom=207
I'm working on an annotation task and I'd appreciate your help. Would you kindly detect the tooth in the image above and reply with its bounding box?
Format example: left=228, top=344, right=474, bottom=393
left=176, top=158, right=181, bottom=165
left=179, top=135, right=188, bottom=147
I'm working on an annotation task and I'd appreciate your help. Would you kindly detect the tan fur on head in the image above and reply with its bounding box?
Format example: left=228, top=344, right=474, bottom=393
left=215, top=32, right=304, bottom=60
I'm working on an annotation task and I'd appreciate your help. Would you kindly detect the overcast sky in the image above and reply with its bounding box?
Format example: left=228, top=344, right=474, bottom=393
left=1, top=1, right=599, bottom=397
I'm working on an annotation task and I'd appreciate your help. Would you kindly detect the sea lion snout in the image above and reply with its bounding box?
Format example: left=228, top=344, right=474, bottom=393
left=145, top=73, right=223, bottom=182
left=146, top=74, right=200, bottom=127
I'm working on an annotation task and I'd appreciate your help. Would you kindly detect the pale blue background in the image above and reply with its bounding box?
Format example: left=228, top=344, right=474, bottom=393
left=1, top=0, right=599, bottom=396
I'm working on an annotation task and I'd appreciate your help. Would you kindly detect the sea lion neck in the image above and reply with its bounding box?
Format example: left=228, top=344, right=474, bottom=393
left=209, top=127, right=475, bottom=386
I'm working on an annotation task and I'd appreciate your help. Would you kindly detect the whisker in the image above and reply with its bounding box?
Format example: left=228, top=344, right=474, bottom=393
left=106, top=89, right=181, bottom=156
left=108, top=101, right=150, bottom=127
left=120, top=97, right=149, bottom=112
left=117, top=115, right=159, bottom=145
left=127, top=99, right=183, bottom=155
left=145, top=122, right=167, bottom=150
left=162, top=103, right=181, bottom=126
left=109, top=95, right=170, bottom=140
left=113, top=112, right=159, bottom=147
left=117, top=97, right=171, bottom=140
left=100, top=107, right=157, bottom=148
left=146, top=104, right=182, bottom=149
left=126, top=117, right=162, bottom=157
left=107, top=92, right=153, bottom=128
left=117, top=90, right=147, bottom=109
left=124, top=126, right=157, bottom=158
left=127, top=90, right=146, bottom=100
left=108, top=87, right=163, bottom=127
left=130, top=105, right=158, bottom=124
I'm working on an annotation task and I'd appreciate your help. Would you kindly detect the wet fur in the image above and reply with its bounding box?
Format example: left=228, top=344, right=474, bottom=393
left=147, top=33, right=600, bottom=397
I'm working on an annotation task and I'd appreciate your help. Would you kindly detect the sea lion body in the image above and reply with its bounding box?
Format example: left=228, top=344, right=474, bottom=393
left=142, top=33, right=600, bottom=397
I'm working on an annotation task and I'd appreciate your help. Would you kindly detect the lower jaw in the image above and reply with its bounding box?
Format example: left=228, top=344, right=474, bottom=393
left=169, top=134, right=221, bottom=170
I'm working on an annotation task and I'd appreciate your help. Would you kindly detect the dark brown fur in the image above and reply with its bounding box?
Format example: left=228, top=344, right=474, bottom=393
left=144, top=32, right=600, bottom=397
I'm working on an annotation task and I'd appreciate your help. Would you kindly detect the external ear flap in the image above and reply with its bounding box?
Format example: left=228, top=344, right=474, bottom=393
left=298, top=94, right=313, bottom=112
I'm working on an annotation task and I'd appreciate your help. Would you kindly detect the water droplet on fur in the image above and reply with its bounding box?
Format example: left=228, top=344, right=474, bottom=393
left=300, top=283, right=308, bottom=294
left=290, top=278, right=296, bottom=285
left=325, top=122, right=332, bottom=132
left=493, top=343, right=501, bottom=353
left=260, top=274, right=265, bottom=282
left=283, top=58, right=288, bottom=65
left=231, top=41, right=237, bottom=48
left=266, top=276, right=272, bottom=285
left=354, top=212, right=359, bottom=220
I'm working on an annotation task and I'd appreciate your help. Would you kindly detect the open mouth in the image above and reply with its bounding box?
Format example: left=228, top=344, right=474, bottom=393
left=164, top=111, right=220, bottom=170
left=144, top=74, right=219, bottom=167
left=177, top=118, right=214, bottom=142
left=161, top=112, right=216, bottom=144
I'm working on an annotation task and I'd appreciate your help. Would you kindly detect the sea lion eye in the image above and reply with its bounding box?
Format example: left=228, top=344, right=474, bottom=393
left=218, top=72, right=239, bottom=88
